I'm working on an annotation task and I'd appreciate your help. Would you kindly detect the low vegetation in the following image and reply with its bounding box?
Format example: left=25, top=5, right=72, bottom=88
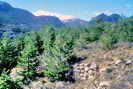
left=0, top=18, right=133, bottom=88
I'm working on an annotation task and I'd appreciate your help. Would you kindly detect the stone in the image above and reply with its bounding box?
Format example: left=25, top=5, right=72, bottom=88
left=100, top=67, right=108, bottom=72
left=73, top=64, right=79, bottom=68
left=80, top=70, right=85, bottom=73
left=115, top=59, right=122, bottom=65
left=84, top=63, right=90, bottom=67
left=99, top=81, right=111, bottom=88
left=125, top=60, right=132, bottom=65
left=55, top=82, right=65, bottom=88
left=87, top=70, right=94, bottom=75
left=90, top=62, right=97, bottom=70
left=30, top=81, right=43, bottom=89
left=76, top=69, right=81, bottom=72
left=76, top=67, right=81, bottom=70
left=80, top=63, right=84, bottom=66
left=84, top=72, right=88, bottom=77
left=10, top=67, right=24, bottom=80
left=80, top=74, right=84, bottom=77
left=84, top=67, right=89, bottom=71
left=42, top=77, right=49, bottom=84
left=88, top=75, right=94, bottom=79
left=81, top=77, right=86, bottom=80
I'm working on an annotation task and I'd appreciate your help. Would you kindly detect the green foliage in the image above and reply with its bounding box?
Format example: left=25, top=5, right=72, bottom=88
left=18, top=34, right=39, bottom=84
left=19, top=34, right=38, bottom=67
left=43, top=63, right=70, bottom=81
left=100, top=30, right=117, bottom=50
left=0, top=73, right=22, bottom=89
left=39, top=26, right=75, bottom=81
left=106, top=68, right=113, bottom=73
left=80, top=23, right=105, bottom=43
left=32, top=32, right=44, bottom=54
left=42, top=47, right=71, bottom=81
left=116, top=19, right=133, bottom=42
left=0, top=35, right=19, bottom=75
left=41, top=25, right=56, bottom=48
left=86, top=27, right=102, bottom=42
left=0, top=18, right=132, bottom=88
left=100, top=19, right=133, bottom=49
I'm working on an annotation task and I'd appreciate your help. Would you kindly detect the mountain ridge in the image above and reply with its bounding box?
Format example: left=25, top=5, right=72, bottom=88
left=0, top=1, right=131, bottom=29
left=0, top=1, right=64, bottom=28
left=89, top=13, right=122, bottom=25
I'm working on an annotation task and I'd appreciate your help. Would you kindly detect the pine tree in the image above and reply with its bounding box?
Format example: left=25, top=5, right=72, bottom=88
left=31, top=32, right=44, bottom=55
left=18, top=35, right=39, bottom=84
left=0, top=36, right=19, bottom=75
left=42, top=30, right=75, bottom=81
left=41, top=25, right=56, bottom=50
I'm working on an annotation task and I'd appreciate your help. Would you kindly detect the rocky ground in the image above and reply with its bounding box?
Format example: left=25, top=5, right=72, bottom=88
left=11, top=42, right=133, bottom=89
left=69, top=42, right=133, bottom=89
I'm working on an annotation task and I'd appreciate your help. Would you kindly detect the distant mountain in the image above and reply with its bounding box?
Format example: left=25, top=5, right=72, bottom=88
left=89, top=13, right=122, bottom=24
left=0, top=1, right=35, bottom=25
left=34, top=10, right=89, bottom=27
left=0, top=1, right=64, bottom=28
left=0, top=1, right=65, bottom=38
left=34, top=10, right=75, bottom=21
left=0, top=1, right=130, bottom=31
left=130, top=16, right=133, bottom=19
left=35, top=16, right=64, bottom=28
left=62, top=18, right=89, bottom=27
left=0, top=1, right=12, bottom=11
left=109, top=14, right=122, bottom=22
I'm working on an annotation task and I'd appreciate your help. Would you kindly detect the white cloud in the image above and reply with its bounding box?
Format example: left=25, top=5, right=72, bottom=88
left=33, top=10, right=75, bottom=21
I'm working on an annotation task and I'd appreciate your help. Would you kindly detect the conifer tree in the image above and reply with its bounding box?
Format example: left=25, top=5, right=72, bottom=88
left=0, top=36, right=18, bottom=75
left=31, top=32, right=44, bottom=55
left=18, top=35, right=39, bottom=84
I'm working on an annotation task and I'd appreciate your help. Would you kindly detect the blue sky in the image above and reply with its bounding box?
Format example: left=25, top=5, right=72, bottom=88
left=1, top=0, right=133, bottom=21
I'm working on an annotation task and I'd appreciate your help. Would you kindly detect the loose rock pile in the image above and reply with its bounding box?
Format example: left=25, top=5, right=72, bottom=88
left=10, top=44, right=133, bottom=89
left=72, top=58, right=133, bottom=89
left=73, top=62, right=98, bottom=80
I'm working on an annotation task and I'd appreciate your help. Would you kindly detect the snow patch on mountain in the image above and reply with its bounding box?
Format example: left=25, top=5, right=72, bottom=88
left=33, top=10, right=75, bottom=21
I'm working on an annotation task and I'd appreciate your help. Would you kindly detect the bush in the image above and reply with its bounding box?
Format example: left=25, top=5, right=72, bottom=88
left=43, top=63, right=70, bottom=81
left=117, top=23, right=133, bottom=42
left=30, top=32, right=44, bottom=55
left=0, top=73, right=22, bottom=89
left=100, top=19, right=133, bottom=50
left=0, top=36, right=19, bottom=75
left=18, top=35, right=39, bottom=84
left=100, top=31, right=117, bottom=50
left=42, top=41, right=73, bottom=81
left=40, top=27, right=75, bottom=81
left=79, top=24, right=105, bottom=43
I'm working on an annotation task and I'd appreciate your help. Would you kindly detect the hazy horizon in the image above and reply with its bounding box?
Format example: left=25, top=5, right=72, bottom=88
left=1, top=0, right=133, bottom=21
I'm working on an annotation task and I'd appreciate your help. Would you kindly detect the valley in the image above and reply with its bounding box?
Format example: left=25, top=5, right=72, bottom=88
left=0, top=1, right=133, bottom=89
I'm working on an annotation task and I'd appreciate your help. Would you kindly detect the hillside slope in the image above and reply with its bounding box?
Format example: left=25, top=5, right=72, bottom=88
left=69, top=42, right=133, bottom=89
left=89, top=13, right=122, bottom=24
left=0, top=1, right=64, bottom=28
left=17, top=42, right=133, bottom=89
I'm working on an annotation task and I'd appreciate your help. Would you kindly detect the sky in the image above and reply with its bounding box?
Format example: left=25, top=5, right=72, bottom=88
left=1, top=0, right=133, bottom=21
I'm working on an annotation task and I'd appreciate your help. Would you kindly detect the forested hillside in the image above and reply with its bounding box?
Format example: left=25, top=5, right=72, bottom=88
left=0, top=0, right=133, bottom=89
left=0, top=17, right=133, bottom=89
